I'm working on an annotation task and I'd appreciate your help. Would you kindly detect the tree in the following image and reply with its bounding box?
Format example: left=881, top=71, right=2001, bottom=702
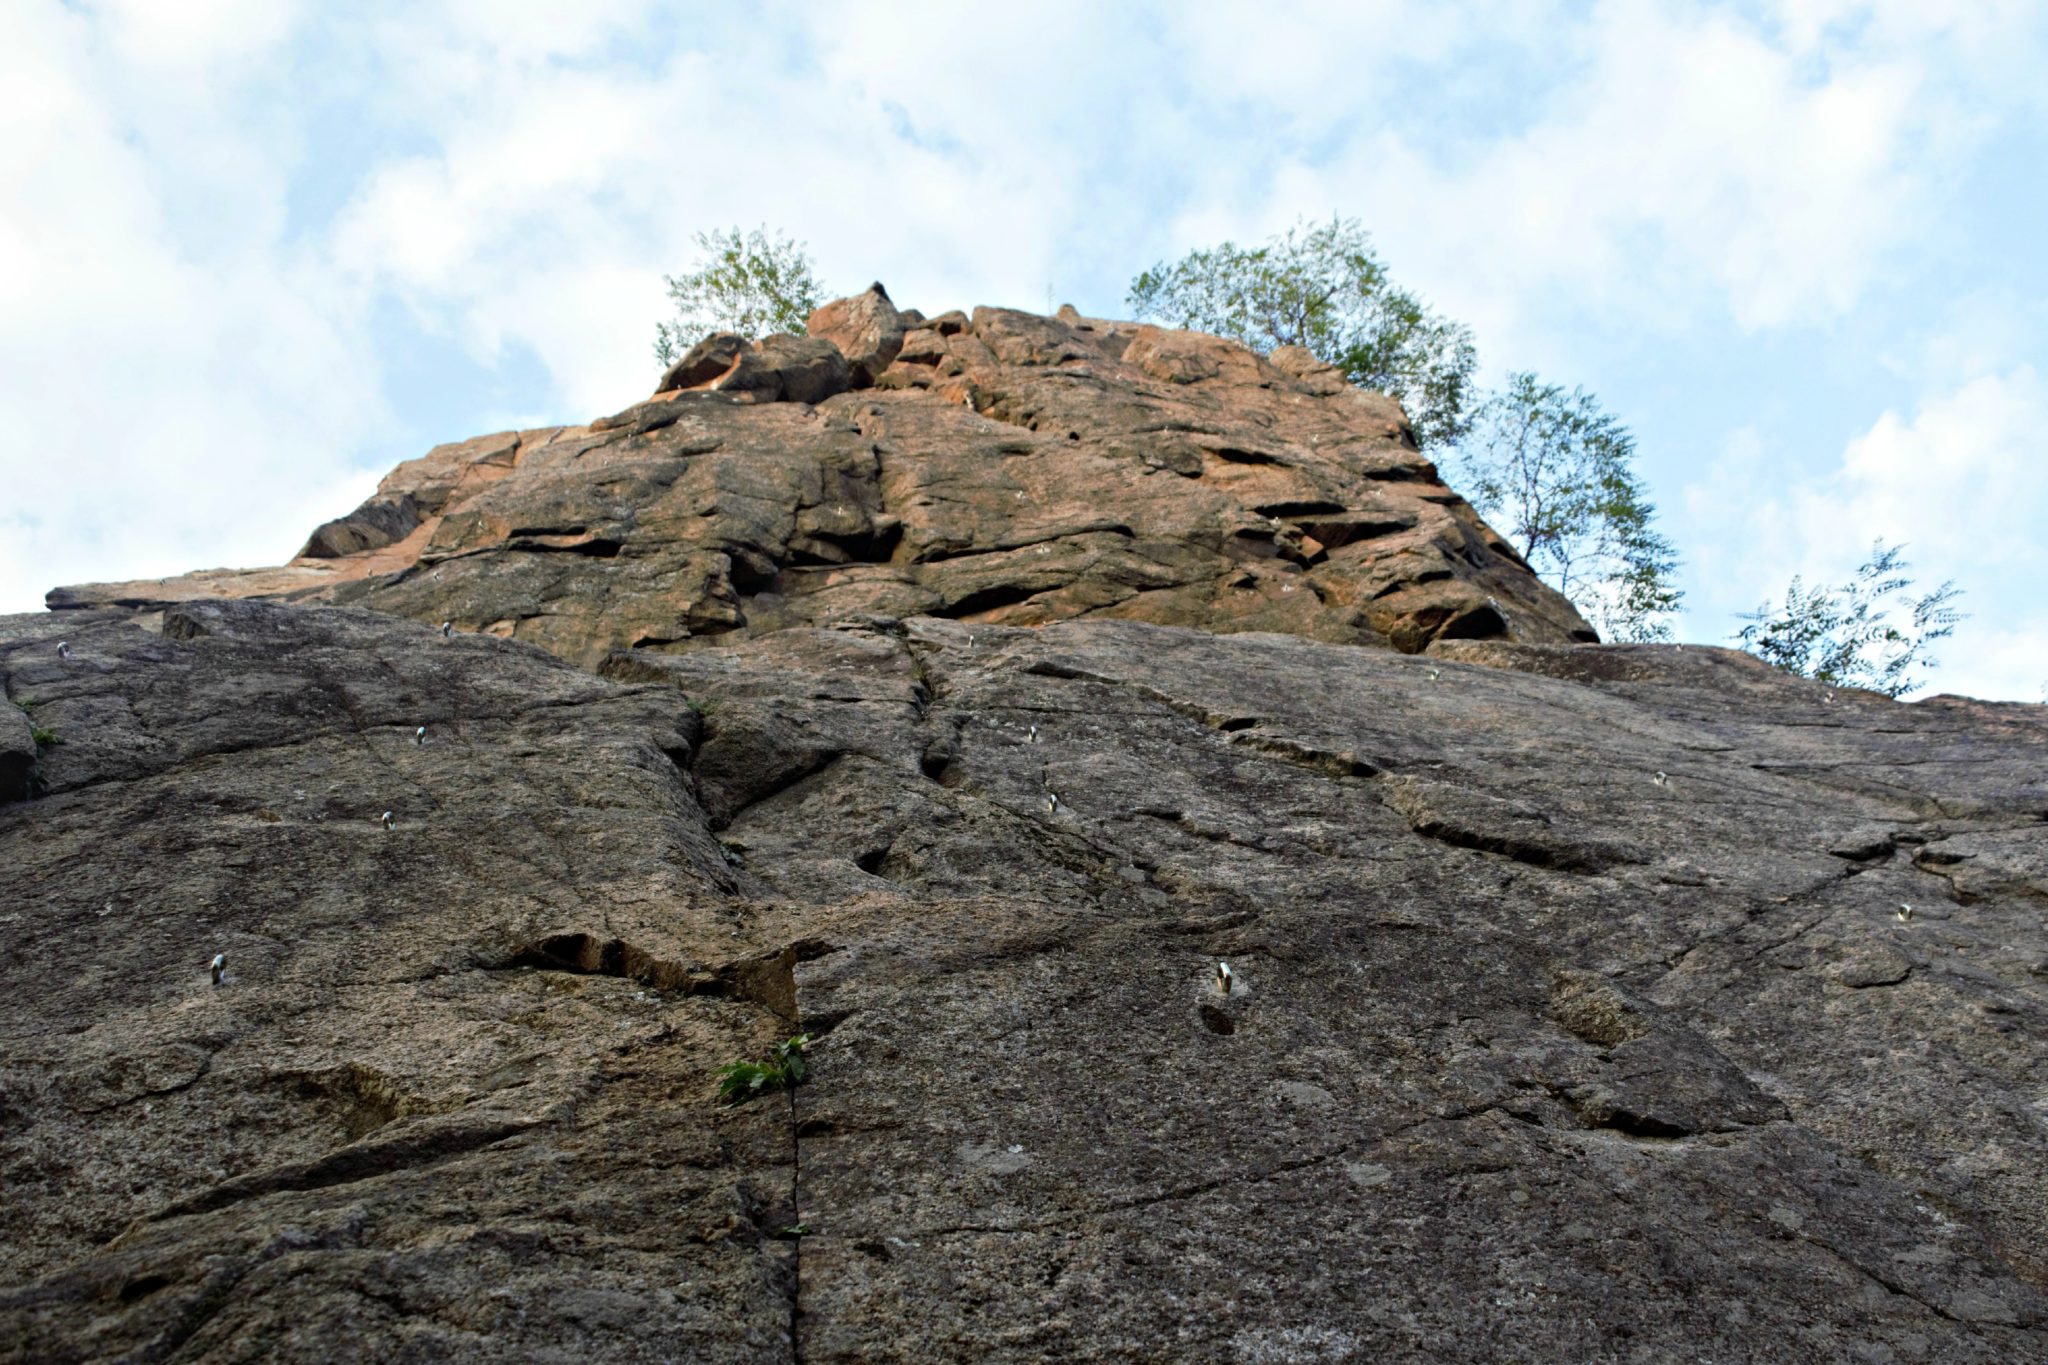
left=1127, top=217, right=1478, bottom=449
left=1449, top=373, right=1683, bottom=643
left=1735, top=541, right=1963, bottom=697
left=654, top=227, right=824, bottom=368
left=1129, top=219, right=1682, bottom=640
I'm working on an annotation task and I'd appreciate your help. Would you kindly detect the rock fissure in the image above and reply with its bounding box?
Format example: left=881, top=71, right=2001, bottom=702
left=148, top=1116, right=542, bottom=1224
left=1790, top=1227, right=1978, bottom=1328
left=132, top=1257, right=256, bottom=1363
left=73, top=1051, right=217, bottom=1116
left=787, top=1082, right=805, bottom=1365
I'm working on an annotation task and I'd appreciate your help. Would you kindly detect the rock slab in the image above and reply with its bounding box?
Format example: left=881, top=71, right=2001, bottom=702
left=4, top=602, right=2045, bottom=1360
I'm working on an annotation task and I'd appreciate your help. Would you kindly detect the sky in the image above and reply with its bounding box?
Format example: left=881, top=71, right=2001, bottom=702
left=4, top=0, right=2045, bottom=700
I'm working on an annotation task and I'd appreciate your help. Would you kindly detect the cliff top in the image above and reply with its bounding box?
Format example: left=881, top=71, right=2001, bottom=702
left=49, top=287, right=1592, bottom=668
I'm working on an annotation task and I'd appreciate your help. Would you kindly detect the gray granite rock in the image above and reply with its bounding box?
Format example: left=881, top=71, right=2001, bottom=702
left=1, top=690, right=34, bottom=800
left=8, top=601, right=2042, bottom=1359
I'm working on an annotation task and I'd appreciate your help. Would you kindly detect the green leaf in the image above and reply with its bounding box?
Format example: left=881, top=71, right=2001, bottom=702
left=1128, top=216, right=1476, bottom=449
left=714, top=1035, right=815, bottom=1105
left=1442, top=371, right=1682, bottom=641
left=655, top=227, right=825, bottom=366
left=1734, top=540, right=1964, bottom=696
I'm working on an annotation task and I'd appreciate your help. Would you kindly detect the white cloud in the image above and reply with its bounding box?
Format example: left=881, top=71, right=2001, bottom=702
left=0, top=3, right=386, bottom=613
left=1680, top=370, right=2048, bottom=699
left=1934, top=623, right=2048, bottom=705
left=93, top=0, right=301, bottom=74
left=1773, top=0, right=2048, bottom=83
left=1878, top=290, right=2047, bottom=392
left=1278, top=2, right=1964, bottom=357
left=324, top=5, right=1174, bottom=413
left=1795, top=367, right=2048, bottom=572
left=1129, top=0, right=2048, bottom=400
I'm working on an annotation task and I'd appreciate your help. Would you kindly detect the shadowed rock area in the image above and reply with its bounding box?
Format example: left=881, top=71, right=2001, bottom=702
left=7, top=295, right=2048, bottom=1360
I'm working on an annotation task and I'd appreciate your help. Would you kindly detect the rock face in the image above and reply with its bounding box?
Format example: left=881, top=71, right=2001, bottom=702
left=298, top=494, right=422, bottom=560
left=9, top=291, right=2048, bottom=1359
left=4, top=598, right=2047, bottom=1361
left=656, top=330, right=750, bottom=394
left=49, top=297, right=1594, bottom=669
left=1, top=688, right=35, bottom=799
left=804, top=283, right=906, bottom=387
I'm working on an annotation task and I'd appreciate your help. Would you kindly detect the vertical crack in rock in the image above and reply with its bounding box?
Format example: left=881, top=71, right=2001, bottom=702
left=787, top=1079, right=805, bottom=1365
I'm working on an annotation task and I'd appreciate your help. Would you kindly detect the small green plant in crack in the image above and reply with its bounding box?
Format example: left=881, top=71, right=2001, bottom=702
left=17, top=700, right=59, bottom=748
left=716, top=1033, right=812, bottom=1105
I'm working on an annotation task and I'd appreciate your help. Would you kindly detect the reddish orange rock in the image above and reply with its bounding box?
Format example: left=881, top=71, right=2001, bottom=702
left=48, top=292, right=1596, bottom=668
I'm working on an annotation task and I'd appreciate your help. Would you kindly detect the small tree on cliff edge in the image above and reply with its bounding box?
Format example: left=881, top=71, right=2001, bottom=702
left=1128, top=217, right=1478, bottom=450
left=1736, top=541, right=1963, bottom=697
left=1449, top=374, right=1683, bottom=643
left=1131, top=219, right=1682, bottom=641
left=654, top=227, right=824, bottom=368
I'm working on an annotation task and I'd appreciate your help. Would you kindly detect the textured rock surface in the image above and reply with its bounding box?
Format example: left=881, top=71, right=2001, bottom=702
left=0, top=603, right=801, bottom=1360
left=656, top=331, right=749, bottom=395
left=49, top=298, right=1593, bottom=669
left=298, top=494, right=422, bottom=560
left=13, top=287, right=2048, bottom=1359
left=5, top=601, right=2046, bottom=1360
left=1, top=688, right=35, bottom=799
left=805, top=283, right=905, bottom=387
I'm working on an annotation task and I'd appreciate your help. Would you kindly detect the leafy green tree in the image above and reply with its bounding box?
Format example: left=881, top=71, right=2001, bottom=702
left=654, top=227, right=824, bottom=368
left=1735, top=541, right=1963, bottom=697
left=1448, top=373, right=1682, bottom=643
left=1129, top=219, right=1682, bottom=641
left=1128, top=217, right=1478, bottom=449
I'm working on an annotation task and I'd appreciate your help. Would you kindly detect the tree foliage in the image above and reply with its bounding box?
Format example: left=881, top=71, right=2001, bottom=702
left=1449, top=374, right=1682, bottom=643
left=654, top=227, right=824, bottom=368
left=1127, top=217, right=1478, bottom=449
left=1735, top=541, right=1963, bottom=697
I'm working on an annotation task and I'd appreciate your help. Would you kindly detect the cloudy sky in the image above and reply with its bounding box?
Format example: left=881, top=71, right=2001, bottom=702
left=5, top=1, right=2045, bottom=698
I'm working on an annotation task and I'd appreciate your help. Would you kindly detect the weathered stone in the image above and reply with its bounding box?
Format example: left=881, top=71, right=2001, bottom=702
left=892, top=326, right=948, bottom=369
left=6, top=604, right=2045, bottom=1360
left=655, top=330, right=747, bottom=394
left=0, top=602, right=798, bottom=1360
left=807, top=284, right=905, bottom=387
left=298, top=494, right=421, bottom=559
left=48, top=305, right=1595, bottom=668
left=1122, top=324, right=1234, bottom=384
left=14, top=277, right=2048, bottom=1359
left=1267, top=342, right=1352, bottom=396
left=1, top=689, right=34, bottom=800
left=370, top=427, right=534, bottom=515
left=711, top=334, right=853, bottom=406
left=1830, top=944, right=1915, bottom=988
